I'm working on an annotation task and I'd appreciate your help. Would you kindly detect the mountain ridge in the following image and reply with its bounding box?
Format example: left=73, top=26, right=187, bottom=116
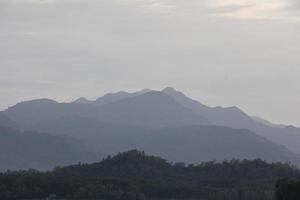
left=160, top=87, right=300, bottom=155
left=1, top=87, right=300, bottom=169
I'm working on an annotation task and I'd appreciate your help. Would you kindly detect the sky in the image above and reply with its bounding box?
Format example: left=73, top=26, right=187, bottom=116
left=0, top=0, right=299, bottom=126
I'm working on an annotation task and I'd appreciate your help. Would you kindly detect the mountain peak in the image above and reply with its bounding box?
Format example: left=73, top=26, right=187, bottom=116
left=74, top=97, right=91, bottom=104
left=162, top=87, right=186, bottom=97
left=162, top=87, right=177, bottom=92
left=135, top=88, right=152, bottom=95
left=13, top=99, right=58, bottom=107
left=105, top=91, right=130, bottom=97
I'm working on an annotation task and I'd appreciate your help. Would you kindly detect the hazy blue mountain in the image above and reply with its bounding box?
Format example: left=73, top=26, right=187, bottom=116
left=251, top=116, right=286, bottom=128
left=0, top=113, right=18, bottom=130
left=141, top=126, right=300, bottom=164
left=0, top=126, right=97, bottom=171
left=33, top=115, right=147, bottom=154
left=92, top=91, right=132, bottom=106
left=28, top=115, right=300, bottom=165
left=74, top=89, right=152, bottom=106
left=162, top=87, right=255, bottom=128
left=3, top=99, right=99, bottom=130
left=73, top=97, right=92, bottom=104
left=162, top=87, right=300, bottom=155
left=95, top=91, right=210, bottom=128
left=4, top=91, right=209, bottom=130
left=2, top=87, right=300, bottom=163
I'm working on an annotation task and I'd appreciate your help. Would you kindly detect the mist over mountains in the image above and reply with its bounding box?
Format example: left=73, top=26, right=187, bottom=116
left=1, top=87, right=300, bottom=171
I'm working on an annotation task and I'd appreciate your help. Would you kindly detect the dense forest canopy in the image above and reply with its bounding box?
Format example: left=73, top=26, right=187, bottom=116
left=0, top=150, right=300, bottom=200
left=276, top=179, right=300, bottom=200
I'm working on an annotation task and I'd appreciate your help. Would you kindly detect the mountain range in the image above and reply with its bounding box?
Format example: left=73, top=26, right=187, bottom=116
left=1, top=87, right=300, bottom=170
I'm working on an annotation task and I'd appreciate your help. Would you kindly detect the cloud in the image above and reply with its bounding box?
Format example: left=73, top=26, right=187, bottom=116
left=208, top=0, right=287, bottom=19
left=0, top=0, right=56, bottom=3
left=1, top=0, right=299, bottom=20
left=289, top=0, right=300, bottom=8
left=125, top=0, right=300, bottom=20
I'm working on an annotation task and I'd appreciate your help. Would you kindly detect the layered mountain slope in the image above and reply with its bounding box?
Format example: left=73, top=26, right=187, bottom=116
left=3, top=99, right=99, bottom=130
left=33, top=115, right=147, bottom=154
left=4, top=91, right=209, bottom=130
left=27, top=115, right=300, bottom=165
left=162, top=87, right=261, bottom=128
left=92, top=91, right=132, bottom=106
left=0, top=113, right=18, bottom=129
left=74, top=89, right=151, bottom=106
left=2, top=88, right=300, bottom=166
left=252, top=116, right=285, bottom=128
left=162, top=87, right=300, bottom=154
left=95, top=91, right=209, bottom=128
left=141, top=126, right=300, bottom=164
left=0, top=126, right=97, bottom=171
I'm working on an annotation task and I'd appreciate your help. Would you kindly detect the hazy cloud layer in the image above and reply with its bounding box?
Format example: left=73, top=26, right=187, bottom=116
left=0, top=0, right=299, bottom=125
left=2, top=0, right=300, bottom=19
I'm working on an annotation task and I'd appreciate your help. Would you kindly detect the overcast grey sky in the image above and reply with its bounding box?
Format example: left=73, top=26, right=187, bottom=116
left=0, top=0, right=299, bottom=126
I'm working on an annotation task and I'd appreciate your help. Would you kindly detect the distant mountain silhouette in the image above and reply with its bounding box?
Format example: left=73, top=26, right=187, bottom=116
left=251, top=116, right=286, bottom=128
left=141, top=125, right=300, bottom=164
left=161, top=87, right=300, bottom=155
left=3, top=99, right=99, bottom=130
left=74, top=89, right=152, bottom=106
left=92, top=91, right=132, bottom=106
left=161, top=87, right=258, bottom=128
left=0, top=126, right=97, bottom=171
left=73, top=97, right=92, bottom=104
left=4, top=91, right=209, bottom=129
left=29, top=116, right=300, bottom=165
left=95, top=91, right=209, bottom=128
left=0, top=113, right=18, bottom=129
left=2, top=87, right=300, bottom=169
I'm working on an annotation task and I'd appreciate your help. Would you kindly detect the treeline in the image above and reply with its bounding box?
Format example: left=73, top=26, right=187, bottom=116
left=1, top=150, right=300, bottom=200
left=276, top=179, right=300, bottom=200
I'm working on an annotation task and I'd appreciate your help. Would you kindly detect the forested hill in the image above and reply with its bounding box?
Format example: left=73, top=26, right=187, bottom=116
left=1, top=150, right=300, bottom=200
left=54, top=150, right=300, bottom=180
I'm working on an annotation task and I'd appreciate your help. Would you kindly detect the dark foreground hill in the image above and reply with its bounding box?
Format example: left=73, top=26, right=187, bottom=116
left=1, top=150, right=300, bottom=200
left=276, top=179, right=300, bottom=200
